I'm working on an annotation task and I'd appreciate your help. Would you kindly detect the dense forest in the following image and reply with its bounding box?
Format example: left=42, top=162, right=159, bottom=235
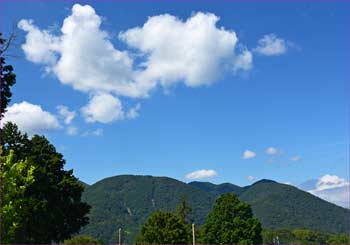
left=80, top=175, right=350, bottom=243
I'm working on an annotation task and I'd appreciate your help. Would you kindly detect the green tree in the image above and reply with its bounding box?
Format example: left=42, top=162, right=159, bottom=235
left=64, top=235, right=103, bottom=244
left=292, top=229, right=328, bottom=244
left=201, top=193, right=262, bottom=244
left=1, top=123, right=91, bottom=243
left=0, top=149, right=35, bottom=244
left=136, top=211, right=191, bottom=244
left=326, top=233, right=350, bottom=244
left=0, top=32, right=16, bottom=118
left=176, top=196, right=192, bottom=225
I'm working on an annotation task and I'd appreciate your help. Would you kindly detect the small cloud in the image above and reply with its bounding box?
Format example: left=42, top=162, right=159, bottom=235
left=242, top=150, right=256, bottom=160
left=57, top=105, right=75, bottom=124
left=254, top=34, right=287, bottom=56
left=290, top=155, right=302, bottom=161
left=247, top=176, right=256, bottom=181
left=82, top=128, right=104, bottom=137
left=126, top=103, right=141, bottom=119
left=185, top=169, right=218, bottom=180
left=266, top=147, right=278, bottom=155
left=66, top=126, right=78, bottom=136
left=81, top=93, right=125, bottom=123
left=91, top=128, right=103, bottom=136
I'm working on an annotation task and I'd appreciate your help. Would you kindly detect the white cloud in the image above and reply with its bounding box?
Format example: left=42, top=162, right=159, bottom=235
left=3, top=101, right=60, bottom=135
left=233, top=49, right=253, bottom=73
left=81, top=93, right=125, bottom=123
left=315, top=174, right=349, bottom=191
left=17, top=19, right=59, bottom=64
left=18, top=5, right=288, bottom=124
left=81, top=128, right=104, bottom=137
left=305, top=175, right=350, bottom=208
left=185, top=169, right=218, bottom=180
left=266, top=147, right=278, bottom=155
left=254, top=34, right=287, bottom=56
left=247, top=175, right=256, bottom=181
left=242, top=150, right=256, bottom=159
left=57, top=105, right=75, bottom=124
left=120, top=12, right=251, bottom=88
left=290, top=155, right=302, bottom=161
left=18, top=5, right=256, bottom=123
left=126, top=103, right=141, bottom=119
left=66, top=125, right=78, bottom=136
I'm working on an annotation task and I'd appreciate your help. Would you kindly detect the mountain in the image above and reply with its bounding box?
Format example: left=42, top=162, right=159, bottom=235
left=80, top=175, right=350, bottom=243
left=189, top=181, right=243, bottom=196
left=80, top=175, right=214, bottom=243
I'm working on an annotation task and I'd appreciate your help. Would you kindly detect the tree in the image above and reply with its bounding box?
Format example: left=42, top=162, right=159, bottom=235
left=0, top=149, right=35, bottom=244
left=136, top=211, right=191, bottom=244
left=64, top=235, right=103, bottom=244
left=292, top=229, right=328, bottom=244
left=1, top=123, right=91, bottom=243
left=326, top=233, right=350, bottom=244
left=0, top=32, right=16, bottom=118
left=201, top=193, right=262, bottom=244
left=176, top=196, right=192, bottom=225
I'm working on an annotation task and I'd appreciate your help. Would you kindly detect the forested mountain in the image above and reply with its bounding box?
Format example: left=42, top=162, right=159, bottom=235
left=80, top=175, right=214, bottom=243
left=80, top=175, right=350, bottom=243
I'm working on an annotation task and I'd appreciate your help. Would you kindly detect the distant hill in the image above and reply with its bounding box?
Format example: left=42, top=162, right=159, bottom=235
left=80, top=175, right=350, bottom=243
left=189, top=181, right=243, bottom=196
left=80, top=175, right=214, bottom=243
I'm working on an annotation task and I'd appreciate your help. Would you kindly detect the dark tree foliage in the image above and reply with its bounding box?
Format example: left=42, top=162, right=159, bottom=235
left=1, top=122, right=30, bottom=161
left=0, top=33, right=16, bottom=119
left=136, top=211, right=191, bottom=244
left=64, top=235, right=103, bottom=244
left=201, top=193, right=262, bottom=245
left=1, top=122, right=91, bottom=243
left=262, top=228, right=329, bottom=244
left=176, top=196, right=192, bottom=225
left=326, top=233, right=350, bottom=244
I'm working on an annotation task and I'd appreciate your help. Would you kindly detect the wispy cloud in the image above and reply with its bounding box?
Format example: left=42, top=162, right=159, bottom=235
left=185, top=169, right=218, bottom=180
left=254, top=34, right=288, bottom=56
left=242, top=150, right=256, bottom=160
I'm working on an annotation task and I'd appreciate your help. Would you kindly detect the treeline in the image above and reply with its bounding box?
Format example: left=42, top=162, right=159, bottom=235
left=262, top=229, right=350, bottom=244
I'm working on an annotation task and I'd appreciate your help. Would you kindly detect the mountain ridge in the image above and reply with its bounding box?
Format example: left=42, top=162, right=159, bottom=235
left=80, top=175, right=350, bottom=243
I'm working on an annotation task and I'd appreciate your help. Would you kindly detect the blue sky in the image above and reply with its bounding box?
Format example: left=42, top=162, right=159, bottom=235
left=1, top=1, right=349, bottom=196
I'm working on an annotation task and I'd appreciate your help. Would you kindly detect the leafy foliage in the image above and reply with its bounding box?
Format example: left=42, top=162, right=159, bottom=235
left=201, top=193, right=262, bottom=244
left=136, top=211, right=191, bottom=244
left=0, top=149, right=35, bottom=244
left=326, top=233, right=350, bottom=244
left=1, top=123, right=91, bottom=243
left=0, top=33, right=16, bottom=118
left=262, top=228, right=329, bottom=244
left=64, top=235, right=103, bottom=244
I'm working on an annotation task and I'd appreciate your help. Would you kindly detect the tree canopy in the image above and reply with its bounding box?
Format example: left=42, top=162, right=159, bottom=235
left=64, top=235, right=104, bottom=244
left=136, top=211, right=191, bottom=244
left=201, top=193, right=262, bottom=244
left=0, top=149, right=35, bottom=244
left=0, top=32, right=16, bottom=118
left=1, top=123, right=90, bottom=243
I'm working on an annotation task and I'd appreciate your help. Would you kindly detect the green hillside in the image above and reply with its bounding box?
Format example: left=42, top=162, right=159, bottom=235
left=188, top=181, right=243, bottom=196
left=80, top=176, right=350, bottom=243
left=239, top=180, right=350, bottom=233
left=80, top=175, right=214, bottom=243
